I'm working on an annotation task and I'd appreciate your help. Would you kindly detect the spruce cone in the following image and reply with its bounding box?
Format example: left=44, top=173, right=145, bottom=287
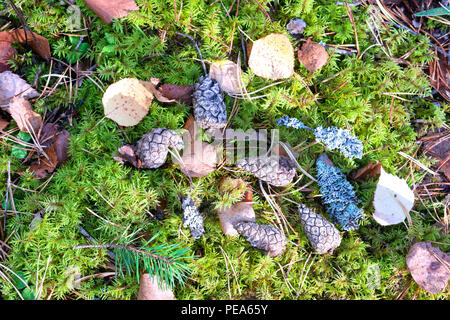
left=192, top=76, right=227, bottom=129
left=236, top=155, right=296, bottom=187
left=180, top=195, right=204, bottom=239
left=234, top=221, right=286, bottom=257
left=136, top=128, right=184, bottom=169
left=298, top=204, right=341, bottom=254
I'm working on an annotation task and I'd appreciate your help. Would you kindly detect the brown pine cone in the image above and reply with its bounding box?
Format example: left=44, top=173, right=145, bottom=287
left=192, top=76, right=227, bottom=129
left=236, top=155, right=296, bottom=187
left=298, top=204, right=341, bottom=254
left=234, top=221, right=286, bottom=257
left=136, top=128, right=184, bottom=169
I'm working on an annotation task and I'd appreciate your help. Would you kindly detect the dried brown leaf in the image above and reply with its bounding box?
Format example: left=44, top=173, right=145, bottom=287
left=157, top=83, right=193, bottom=105
left=351, top=160, right=382, bottom=182
left=406, top=242, right=450, bottom=294
left=140, top=80, right=193, bottom=105
left=29, top=123, right=70, bottom=178
left=9, top=29, right=51, bottom=60
left=298, top=39, right=329, bottom=73
left=0, top=71, right=39, bottom=105
left=0, top=114, right=9, bottom=130
left=177, top=141, right=217, bottom=178
left=29, top=144, right=58, bottom=179
left=209, top=60, right=244, bottom=95
left=114, top=144, right=139, bottom=167
left=0, top=32, right=17, bottom=72
left=84, top=0, right=139, bottom=24
left=8, top=97, right=42, bottom=133
left=421, top=128, right=450, bottom=180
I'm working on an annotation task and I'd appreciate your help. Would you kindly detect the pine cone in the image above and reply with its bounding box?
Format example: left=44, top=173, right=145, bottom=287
left=180, top=195, right=204, bottom=239
left=136, top=128, right=184, bottom=169
left=234, top=221, right=286, bottom=257
left=236, top=155, right=296, bottom=187
left=316, top=153, right=363, bottom=231
left=192, top=76, right=227, bottom=129
left=298, top=204, right=341, bottom=254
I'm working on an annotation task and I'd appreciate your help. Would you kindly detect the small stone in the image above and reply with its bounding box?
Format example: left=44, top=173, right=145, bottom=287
left=287, top=19, right=307, bottom=36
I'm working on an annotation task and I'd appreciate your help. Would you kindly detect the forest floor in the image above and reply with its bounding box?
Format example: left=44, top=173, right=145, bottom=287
left=0, top=0, right=448, bottom=300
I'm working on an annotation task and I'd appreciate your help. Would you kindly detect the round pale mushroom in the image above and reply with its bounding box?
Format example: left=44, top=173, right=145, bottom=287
left=102, top=78, right=154, bottom=127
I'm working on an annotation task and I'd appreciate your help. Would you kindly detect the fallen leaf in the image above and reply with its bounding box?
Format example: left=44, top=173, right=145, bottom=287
left=420, top=128, right=450, bottom=180
left=156, top=83, right=193, bottom=105
left=175, top=116, right=216, bottom=177
left=298, top=39, right=329, bottom=72
left=0, top=71, right=39, bottom=105
left=0, top=114, right=9, bottom=130
left=0, top=32, right=17, bottom=72
left=84, top=0, right=139, bottom=24
left=102, top=78, right=153, bottom=127
left=209, top=60, right=244, bottom=95
left=7, top=97, right=42, bottom=133
left=42, top=123, right=70, bottom=164
left=114, top=144, right=139, bottom=167
left=183, top=115, right=197, bottom=144
left=0, top=29, right=50, bottom=67
left=29, top=144, right=58, bottom=179
left=248, top=33, right=294, bottom=80
left=9, top=29, right=51, bottom=60
left=137, top=274, right=175, bottom=300
left=351, top=161, right=382, bottom=182
left=177, top=141, right=217, bottom=178
left=406, top=242, right=450, bottom=294
left=372, top=167, right=415, bottom=226
left=29, top=123, right=70, bottom=178
left=216, top=201, right=256, bottom=237
left=140, top=80, right=193, bottom=105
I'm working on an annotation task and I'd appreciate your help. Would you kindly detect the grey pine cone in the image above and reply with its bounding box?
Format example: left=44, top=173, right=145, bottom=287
left=236, top=155, right=296, bottom=187
left=136, top=128, right=184, bottom=169
left=234, top=221, right=286, bottom=257
left=298, top=204, right=341, bottom=254
left=180, top=195, right=204, bottom=239
left=192, top=76, right=227, bottom=129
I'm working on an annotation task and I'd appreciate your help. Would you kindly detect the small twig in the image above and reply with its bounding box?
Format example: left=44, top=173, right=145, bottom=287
left=175, top=31, right=207, bottom=76
left=85, top=207, right=126, bottom=229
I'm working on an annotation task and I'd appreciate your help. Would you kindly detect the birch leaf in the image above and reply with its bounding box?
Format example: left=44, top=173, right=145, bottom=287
left=209, top=59, right=244, bottom=95
left=102, top=78, right=153, bottom=127
left=372, top=167, right=414, bottom=226
left=248, top=33, right=294, bottom=80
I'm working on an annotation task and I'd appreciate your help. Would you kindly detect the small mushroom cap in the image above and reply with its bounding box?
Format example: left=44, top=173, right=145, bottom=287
left=102, top=78, right=153, bottom=127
